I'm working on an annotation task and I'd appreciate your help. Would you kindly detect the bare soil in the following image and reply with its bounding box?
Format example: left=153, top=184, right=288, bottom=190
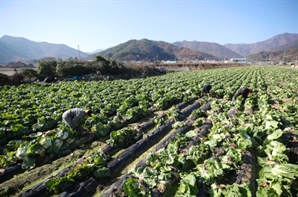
left=0, top=68, right=37, bottom=76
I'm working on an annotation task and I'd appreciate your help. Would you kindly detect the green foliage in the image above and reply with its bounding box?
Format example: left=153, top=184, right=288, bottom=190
left=94, top=55, right=109, bottom=64
left=46, top=163, right=94, bottom=194
left=93, top=167, right=110, bottom=177
left=45, top=176, right=75, bottom=194
left=123, top=177, right=147, bottom=197
left=2, top=66, right=298, bottom=196
left=24, top=55, right=160, bottom=79
left=210, top=183, right=252, bottom=197
left=107, top=127, right=139, bottom=147
left=175, top=173, right=199, bottom=197
left=186, top=140, right=210, bottom=164
left=257, top=163, right=298, bottom=196
left=56, top=60, right=94, bottom=76
left=20, top=68, right=38, bottom=80
left=32, top=116, right=57, bottom=132
left=38, top=60, right=57, bottom=77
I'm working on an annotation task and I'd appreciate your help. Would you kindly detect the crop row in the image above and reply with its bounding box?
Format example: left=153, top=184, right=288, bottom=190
left=100, top=66, right=298, bottom=197
left=0, top=66, right=297, bottom=197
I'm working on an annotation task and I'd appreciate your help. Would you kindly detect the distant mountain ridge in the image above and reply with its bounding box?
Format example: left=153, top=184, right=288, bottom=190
left=86, top=39, right=176, bottom=62
left=0, top=35, right=89, bottom=64
left=246, top=39, right=298, bottom=62
left=87, top=49, right=105, bottom=54
left=85, top=39, right=218, bottom=62
left=172, top=41, right=243, bottom=60
left=275, top=39, right=298, bottom=50
left=0, top=40, right=33, bottom=63
left=1, top=33, right=298, bottom=64
left=224, top=33, right=298, bottom=57
left=155, top=40, right=218, bottom=61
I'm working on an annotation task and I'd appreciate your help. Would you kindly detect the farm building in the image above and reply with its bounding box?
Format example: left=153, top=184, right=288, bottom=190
left=230, top=58, right=247, bottom=63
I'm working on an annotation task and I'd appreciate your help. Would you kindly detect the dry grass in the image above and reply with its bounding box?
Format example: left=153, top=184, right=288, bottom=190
left=0, top=68, right=37, bottom=76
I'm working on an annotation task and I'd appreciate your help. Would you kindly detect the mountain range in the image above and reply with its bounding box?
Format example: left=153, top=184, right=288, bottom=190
left=85, top=39, right=218, bottom=62
left=172, top=41, right=242, bottom=60
left=0, top=36, right=89, bottom=64
left=1, top=33, right=298, bottom=64
left=224, top=33, right=298, bottom=57
left=246, top=39, right=298, bottom=63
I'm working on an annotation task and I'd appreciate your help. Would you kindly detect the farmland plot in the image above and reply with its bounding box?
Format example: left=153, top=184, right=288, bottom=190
left=0, top=66, right=297, bottom=197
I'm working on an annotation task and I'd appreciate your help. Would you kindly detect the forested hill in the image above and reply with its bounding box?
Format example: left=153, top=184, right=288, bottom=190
left=85, top=39, right=218, bottom=62
left=247, top=39, right=298, bottom=62
left=172, top=41, right=243, bottom=60
left=224, top=33, right=298, bottom=57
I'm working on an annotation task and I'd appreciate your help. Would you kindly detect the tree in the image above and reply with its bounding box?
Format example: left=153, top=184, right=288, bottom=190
left=94, top=55, right=108, bottom=63
left=38, top=60, right=57, bottom=78
left=56, top=60, right=94, bottom=76
left=21, top=69, right=38, bottom=80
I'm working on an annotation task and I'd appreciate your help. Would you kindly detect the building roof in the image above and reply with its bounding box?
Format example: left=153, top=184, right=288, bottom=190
left=230, top=58, right=247, bottom=61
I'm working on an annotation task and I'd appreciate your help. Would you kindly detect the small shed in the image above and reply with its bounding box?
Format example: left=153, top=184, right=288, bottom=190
left=230, top=58, right=247, bottom=63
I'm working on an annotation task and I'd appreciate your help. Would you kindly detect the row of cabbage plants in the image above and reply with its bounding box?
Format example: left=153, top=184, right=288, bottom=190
left=113, top=66, right=298, bottom=196
left=0, top=66, right=297, bottom=197
left=0, top=67, right=248, bottom=171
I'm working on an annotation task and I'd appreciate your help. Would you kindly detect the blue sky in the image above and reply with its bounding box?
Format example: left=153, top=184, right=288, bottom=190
left=1, top=0, right=297, bottom=52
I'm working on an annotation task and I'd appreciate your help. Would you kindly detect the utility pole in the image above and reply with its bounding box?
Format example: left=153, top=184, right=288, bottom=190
left=282, top=51, right=286, bottom=63
left=77, top=45, right=81, bottom=61
left=269, top=55, right=271, bottom=64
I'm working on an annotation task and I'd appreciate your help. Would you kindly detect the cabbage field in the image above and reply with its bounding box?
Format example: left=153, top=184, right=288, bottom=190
left=0, top=66, right=297, bottom=197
